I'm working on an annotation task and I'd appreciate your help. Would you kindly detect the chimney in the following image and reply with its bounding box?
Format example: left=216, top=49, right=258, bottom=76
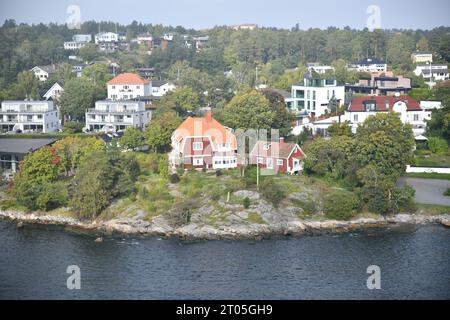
left=279, top=137, right=285, bottom=145
left=205, top=111, right=212, bottom=122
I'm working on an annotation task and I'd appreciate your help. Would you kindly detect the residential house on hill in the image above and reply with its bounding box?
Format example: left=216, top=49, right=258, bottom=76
left=170, top=111, right=238, bottom=170
left=151, top=80, right=176, bottom=97
left=0, top=100, right=60, bottom=133
left=0, top=138, right=56, bottom=176
left=107, top=73, right=151, bottom=100
left=43, top=81, right=64, bottom=102
left=346, top=73, right=411, bottom=96
left=349, top=58, right=387, bottom=73
left=249, top=138, right=306, bottom=175
left=30, top=65, right=57, bottom=82
left=85, top=100, right=152, bottom=132
left=411, top=51, right=433, bottom=64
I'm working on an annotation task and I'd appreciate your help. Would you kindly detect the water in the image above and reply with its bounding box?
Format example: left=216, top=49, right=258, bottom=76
left=0, top=221, right=449, bottom=299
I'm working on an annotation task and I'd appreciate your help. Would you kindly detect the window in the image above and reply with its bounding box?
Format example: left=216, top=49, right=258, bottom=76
left=193, top=142, right=203, bottom=151
left=414, top=114, right=419, bottom=121
left=295, top=90, right=304, bottom=99
left=277, top=159, right=283, bottom=166
left=266, top=158, right=274, bottom=169
left=312, top=91, right=316, bottom=100
left=112, top=86, right=116, bottom=89
left=257, top=157, right=263, bottom=164
left=263, top=144, right=270, bottom=151
left=353, top=114, right=359, bottom=122
left=193, top=158, right=203, bottom=166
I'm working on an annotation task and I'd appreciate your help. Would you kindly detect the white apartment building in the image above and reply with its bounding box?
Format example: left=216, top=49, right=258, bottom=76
left=302, top=96, right=441, bottom=138
left=107, top=73, right=151, bottom=100
left=414, top=64, right=449, bottom=82
left=95, top=32, right=119, bottom=44
left=0, top=101, right=60, bottom=133
left=350, top=58, right=387, bottom=73
left=85, top=100, right=151, bottom=132
left=285, top=73, right=345, bottom=117
left=64, top=34, right=92, bottom=50
left=411, top=51, right=433, bottom=64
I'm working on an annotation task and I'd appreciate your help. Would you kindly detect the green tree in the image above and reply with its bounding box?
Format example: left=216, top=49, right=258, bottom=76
left=59, top=77, right=105, bottom=121
left=327, top=122, right=353, bottom=137
left=223, top=90, right=275, bottom=130
left=78, top=43, right=99, bottom=62
left=260, top=88, right=295, bottom=137
left=120, top=127, right=145, bottom=150
left=10, top=71, right=40, bottom=100
left=159, top=86, right=200, bottom=115
left=354, top=112, right=415, bottom=177
left=145, top=111, right=182, bottom=153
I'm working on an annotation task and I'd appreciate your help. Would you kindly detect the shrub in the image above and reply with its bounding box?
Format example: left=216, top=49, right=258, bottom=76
left=36, top=182, right=68, bottom=211
left=444, top=188, right=450, bottom=197
left=243, top=197, right=251, bottom=209
left=158, top=157, right=169, bottom=179
left=428, top=137, right=448, bottom=155
left=243, top=167, right=258, bottom=187
left=323, top=190, right=360, bottom=220
left=62, top=121, right=84, bottom=134
left=215, top=169, right=222, bottom=177
left=169, top=173, right=180, bottom=184
left=260, top=179, right=286, bottom=208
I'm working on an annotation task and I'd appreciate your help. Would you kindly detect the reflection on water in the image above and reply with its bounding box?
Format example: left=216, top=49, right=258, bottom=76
left=0, top=221, right=449, bottom=299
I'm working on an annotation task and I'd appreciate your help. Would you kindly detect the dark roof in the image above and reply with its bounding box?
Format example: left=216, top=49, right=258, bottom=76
left=97, top=132, right=124, bottom=143
left=0, top=138, right=55, bottom=155
left=348, top=96, right=421, bottom=112
left=151, top=80, right=169, bottom=87
left=270, top=88, right=291, bottom=99
left=356, top=58, right=386, bottom=65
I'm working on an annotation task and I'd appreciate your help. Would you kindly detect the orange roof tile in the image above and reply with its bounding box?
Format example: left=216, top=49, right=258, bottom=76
left=173, top=112, right=237, bottom=150
left=107, top=73, right=150, bottom=85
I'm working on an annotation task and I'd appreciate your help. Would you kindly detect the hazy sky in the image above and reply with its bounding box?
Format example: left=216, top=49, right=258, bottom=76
left=1, top=0, right=449, bottom=30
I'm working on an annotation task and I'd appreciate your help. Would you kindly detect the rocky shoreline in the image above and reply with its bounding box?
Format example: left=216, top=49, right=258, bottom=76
left=1, top=209, right=449, bottom=240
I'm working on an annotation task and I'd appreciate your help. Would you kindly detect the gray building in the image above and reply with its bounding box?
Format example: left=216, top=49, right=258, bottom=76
left=0, top=138, right=55, bottom=176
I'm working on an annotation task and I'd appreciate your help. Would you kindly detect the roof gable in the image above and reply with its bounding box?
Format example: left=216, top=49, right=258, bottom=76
left=107, top=73, right=150, bottom=85
left=348, top=96, right=421, bottom=112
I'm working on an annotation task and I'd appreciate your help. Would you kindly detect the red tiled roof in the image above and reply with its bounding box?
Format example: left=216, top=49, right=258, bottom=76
left=348, top=96, right=421, bottom=112
left=250, top=141, right=305, bottom=159
left=172, top=112, right=237, bottom=150
left=107, top=73, right=150, bottom=85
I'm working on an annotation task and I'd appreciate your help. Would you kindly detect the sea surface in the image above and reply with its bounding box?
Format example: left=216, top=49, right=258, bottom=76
left=0, top=221, right=449, bottom=299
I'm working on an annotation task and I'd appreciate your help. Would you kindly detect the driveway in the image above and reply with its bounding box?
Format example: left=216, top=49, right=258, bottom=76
left=398, top=177, right=450, bottom=206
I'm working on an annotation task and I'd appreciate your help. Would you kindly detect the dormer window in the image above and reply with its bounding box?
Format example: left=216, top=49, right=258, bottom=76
left=263, top=144, right=270, bottom=151
left=193, top=142, right=203, bottom=151
left=364, top=100, right=376, bottom=112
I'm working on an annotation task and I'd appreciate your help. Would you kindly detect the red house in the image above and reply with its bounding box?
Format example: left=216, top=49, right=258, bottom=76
left=170, top=111, right=238, bottom=170
left=249, top=138, right=306, bottom=174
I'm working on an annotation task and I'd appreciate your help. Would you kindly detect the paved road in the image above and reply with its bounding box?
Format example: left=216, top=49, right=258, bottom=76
left=398, top=177, right=450, bottom=206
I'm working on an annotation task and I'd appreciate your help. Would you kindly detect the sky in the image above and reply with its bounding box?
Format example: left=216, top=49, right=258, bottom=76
left=0, top=0, right=449, bottom=30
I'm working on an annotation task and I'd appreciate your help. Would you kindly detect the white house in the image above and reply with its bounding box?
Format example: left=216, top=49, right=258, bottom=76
left=43, top=81, right=64, bottom=101
left=285, top=73, right=345, bottom=117
left=414, top=64, right=449, bottom=83
left=64, top=34, right=92, bottom=50
left=411, top=51, right=433, bottom=64
left=0, top=100, right=60, bottom=133
left=151, top=80, right=176, bottom=97
left=307, top=63, right=334, bottom=75
left=30, top=65, right=57, bottom=82
left=85, top=100, right=151, bottom=132
left=163, top=33, right=174, bottom=41
left=107, top=73, right=151, bottom=100
left=95, top=32, right=119, bottom=44
left=349, top=58, right=387, bottom=73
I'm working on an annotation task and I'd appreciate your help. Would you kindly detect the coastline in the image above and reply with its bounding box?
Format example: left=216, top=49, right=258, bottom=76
left=1, top=209, right=449, bottom=240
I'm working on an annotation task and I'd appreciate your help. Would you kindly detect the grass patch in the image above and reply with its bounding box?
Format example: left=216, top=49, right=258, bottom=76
left=416, top=204, right=450, bottom=215
left=247, top=212, right=266, bottom=224
left=404, top=172, right=450, bottom=180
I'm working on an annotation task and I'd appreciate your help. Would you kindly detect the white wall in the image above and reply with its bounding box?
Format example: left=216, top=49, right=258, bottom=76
left=406, top=165, right=450, bottom=174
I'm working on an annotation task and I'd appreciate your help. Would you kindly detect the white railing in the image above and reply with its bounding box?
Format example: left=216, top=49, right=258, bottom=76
left=406, top=165, right=450, bottom=174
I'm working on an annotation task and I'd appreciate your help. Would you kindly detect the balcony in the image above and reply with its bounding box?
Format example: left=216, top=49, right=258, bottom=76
left=87, top=108, right=138, bottom=114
